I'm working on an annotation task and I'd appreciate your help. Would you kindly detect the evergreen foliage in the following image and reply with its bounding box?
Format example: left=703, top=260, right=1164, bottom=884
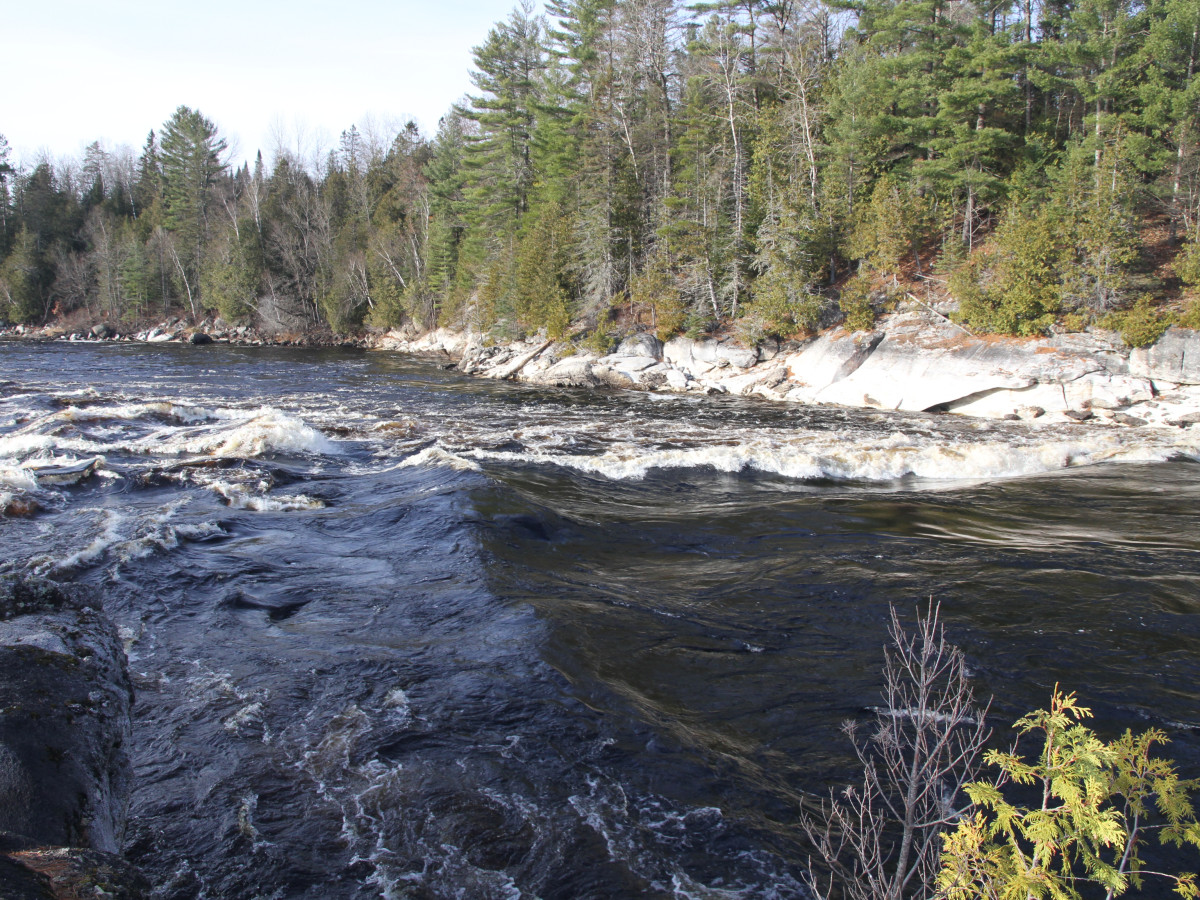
left=937, top=688, right=1200, bottom=899
left=0, top=0, right=1195, bottom=341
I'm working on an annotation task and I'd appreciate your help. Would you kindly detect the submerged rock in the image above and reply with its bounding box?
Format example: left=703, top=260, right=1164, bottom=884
left=2, top=842, right=148, bottom=899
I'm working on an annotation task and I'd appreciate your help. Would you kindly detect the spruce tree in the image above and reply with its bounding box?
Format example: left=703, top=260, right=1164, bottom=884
left=159, top=106, right=227, bottom=313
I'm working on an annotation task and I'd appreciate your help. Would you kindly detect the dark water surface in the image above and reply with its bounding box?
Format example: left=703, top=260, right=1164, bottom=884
left=1, top=341, right=1198, bottom=898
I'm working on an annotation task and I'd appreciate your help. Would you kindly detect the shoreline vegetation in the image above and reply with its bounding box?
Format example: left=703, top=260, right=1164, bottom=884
left=2, top=0, right=1199, bottom=380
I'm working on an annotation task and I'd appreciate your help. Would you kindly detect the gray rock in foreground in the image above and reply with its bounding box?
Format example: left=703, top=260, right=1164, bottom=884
left=0, top=578, right=146, bottom=898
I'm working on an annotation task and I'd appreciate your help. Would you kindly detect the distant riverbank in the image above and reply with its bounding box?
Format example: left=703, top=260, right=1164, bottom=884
left=8, top=305, right=1200, bottom=430
left=379, top=305, right=1200, bottom=430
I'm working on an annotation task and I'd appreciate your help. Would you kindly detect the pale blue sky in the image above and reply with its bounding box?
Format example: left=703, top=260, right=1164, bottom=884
left=6, top=0, right=522, bottom=165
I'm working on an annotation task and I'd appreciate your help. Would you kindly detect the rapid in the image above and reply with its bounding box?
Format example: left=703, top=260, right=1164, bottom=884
left=1, top=339, right=1199, bottom=899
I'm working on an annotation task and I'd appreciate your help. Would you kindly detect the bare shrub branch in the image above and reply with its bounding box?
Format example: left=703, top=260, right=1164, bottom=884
left=802, top=601, right=991, bottom=900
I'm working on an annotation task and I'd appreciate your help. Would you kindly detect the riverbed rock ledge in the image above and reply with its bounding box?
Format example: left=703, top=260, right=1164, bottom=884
left=377, top=309, right=1200, bottom=428
left=0, top=577, right=148, bottom=898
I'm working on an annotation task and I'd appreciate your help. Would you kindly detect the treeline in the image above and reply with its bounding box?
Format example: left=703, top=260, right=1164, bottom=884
left=1, top=0, right=1198, bottom=343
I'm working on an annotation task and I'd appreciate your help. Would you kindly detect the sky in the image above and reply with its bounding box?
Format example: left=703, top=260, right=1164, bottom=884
left=4, top=0, right=521, bottom=166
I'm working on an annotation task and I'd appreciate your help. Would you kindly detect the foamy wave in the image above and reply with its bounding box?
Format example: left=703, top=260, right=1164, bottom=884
left=171, top=409, right=336, bottom=458
left=0, top=434, right=58, bottom=456
left=1, top=403, right=334, bottom=462
left=456, top=429, right=1198, bottom=483
left=0, top=465, right=40, bottom=492
left=173, top=521, right=228, bottom=541
left=396, top=445, right=483, bottom=472
left=212, top=481, right=325, bottom=511
left=36, top=508, right=128, bottom=573
left=30, top=500, right=194, bottom=574
left=54, top=400, right=216, bottom=425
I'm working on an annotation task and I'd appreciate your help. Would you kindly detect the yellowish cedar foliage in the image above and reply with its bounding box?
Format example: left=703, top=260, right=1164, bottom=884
left=937, top=688, right=1200, bottom=900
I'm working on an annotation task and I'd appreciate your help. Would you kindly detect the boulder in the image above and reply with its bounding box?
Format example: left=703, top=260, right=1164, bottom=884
left=591, top=365, right=637, bottom=388
left=947, top=383, right=1070, bottom=418
left=814, top=335, right=1035, bottom=411
left=663, top=337, right=710, bottom=374
left=487, top=340, right=552, bottom=380
left=807, top=327, right=1117, bottom=413
left=663, top=337, right=757, bottom=373
left=1114, top=412, right=1147, bottom=426
left=715, top=343, right=758, bottom=369
left=528, top=356, right=599, bottom=388
left=718, top=361, right=788, bottom=397
left=0, top=578, right=132, bottom=854
left=1, top=843, right=149, bottom=899
left=599, top=354, right=658, bottom=376
left=663, top=368, right=691, bottom=391
left=615, top=333, right=663, bottom=360
left=89, top=324, right=114, bottom=340
left=784, top=331, right=881, bottom=394
left=1130, top=327, right=1200, bottom=385
left=756, top=337, right=781, bottom=361
left=1063, top=372, right=1153, bottom=409
left=188, top=332, right=213, bottom=345
left=634, top=363, right=671, bottom=389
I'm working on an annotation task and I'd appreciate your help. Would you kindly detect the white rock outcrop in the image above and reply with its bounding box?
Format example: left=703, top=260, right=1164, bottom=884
left=375, top=312, right=1200, bottom=428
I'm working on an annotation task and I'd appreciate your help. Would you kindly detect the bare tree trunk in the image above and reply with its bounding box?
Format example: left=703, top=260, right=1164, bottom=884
left=1171, top=19, right=1197, bottom=243
left=167, top=241, right=199, bottom=323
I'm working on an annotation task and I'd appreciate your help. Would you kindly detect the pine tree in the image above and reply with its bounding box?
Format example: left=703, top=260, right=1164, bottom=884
left=458, top=4, right=547, bottom=239
left=0, top=227, right=45, bottom=323
left=159, top=106, right=227, bottom=315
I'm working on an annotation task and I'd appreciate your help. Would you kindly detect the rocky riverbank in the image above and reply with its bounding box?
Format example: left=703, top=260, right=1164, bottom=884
left=0, top=578, right=147, bottom=898
left=0, top=317, right=371, bottom=349
left=6, top=304, right=1200, bottom=429
left=380, top=306, right=1200, bottom=429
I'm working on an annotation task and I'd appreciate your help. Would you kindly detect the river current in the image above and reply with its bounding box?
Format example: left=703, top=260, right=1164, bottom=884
left=1, top=340, right=1199, bottom=899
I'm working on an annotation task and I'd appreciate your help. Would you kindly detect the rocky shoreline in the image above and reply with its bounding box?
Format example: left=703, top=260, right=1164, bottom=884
left=0, top=317, right=372, bottom=350
left=6, top=304, right=1200, bottom=429
left=380, top=306, right=1200, bottom=430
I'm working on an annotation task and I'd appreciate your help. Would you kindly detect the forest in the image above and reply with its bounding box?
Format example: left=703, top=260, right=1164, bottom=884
left=1, top=0, right=1198, bottom=346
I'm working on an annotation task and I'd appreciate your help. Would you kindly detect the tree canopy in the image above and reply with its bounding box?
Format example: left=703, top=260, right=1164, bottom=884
left=1, top=0, right=1197, bottom=337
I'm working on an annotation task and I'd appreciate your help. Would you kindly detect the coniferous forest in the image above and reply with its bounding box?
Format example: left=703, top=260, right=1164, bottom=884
left=2, top=0, right=1199, bottom=345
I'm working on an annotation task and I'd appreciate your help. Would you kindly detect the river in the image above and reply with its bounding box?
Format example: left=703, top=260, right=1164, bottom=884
left=1, top=340, right=1198, bottom=899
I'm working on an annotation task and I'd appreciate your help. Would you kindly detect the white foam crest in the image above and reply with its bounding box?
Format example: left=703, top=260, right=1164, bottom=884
left=1, top=404, right=333, bottom=462
left=35, top=508, right=127, bottom=574
left=173, top=521, right=227, bottom=541
left=187, top=408, right=335, bottom=458
left=458, top=428, right=1200, bottom=484
left=211, top=481, right=325, bottom=512
left=396, top=444, right=483, bottom=472
left=54, top=400, right=215, bottom=424
left=0, top=434, right=58, bottom=456
left=0, top=465, right=39, bottom=492
left=30, top=499, right=192, bottom=573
